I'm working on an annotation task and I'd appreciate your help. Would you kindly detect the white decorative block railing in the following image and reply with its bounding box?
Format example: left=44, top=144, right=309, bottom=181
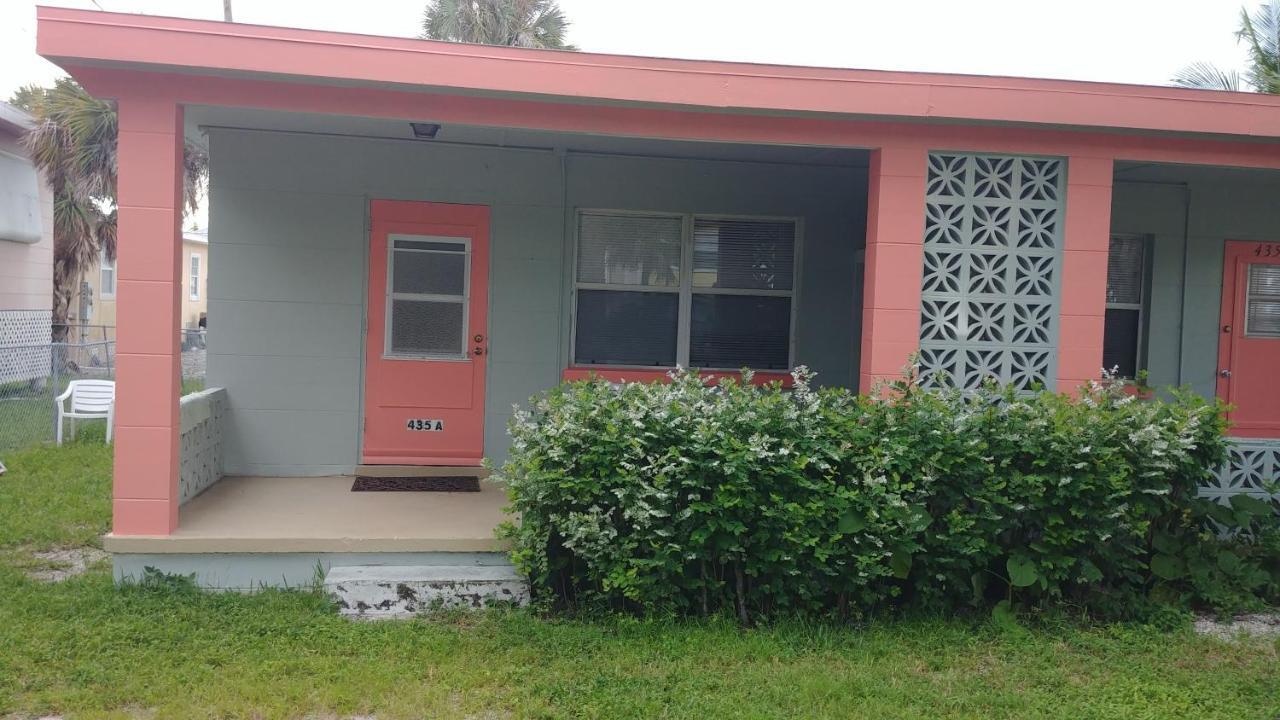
left=179, top=387, right=226, bottom=505
left=1203, top=438, right=1280, bottom=511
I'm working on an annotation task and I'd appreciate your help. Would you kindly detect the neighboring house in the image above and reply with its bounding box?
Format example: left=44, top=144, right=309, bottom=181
left=0, top=101, right=53, bottom=385
left=35, top=8, right=1280, bottom=588
left=75, top=230, right=209, bottom=335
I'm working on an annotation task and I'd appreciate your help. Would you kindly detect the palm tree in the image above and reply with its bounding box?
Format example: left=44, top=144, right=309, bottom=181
left=1174, top=1, right=1280, bottom=92
left=421, top=0, right=577, bottom=50
left=12, top=79, right=207, bottom=341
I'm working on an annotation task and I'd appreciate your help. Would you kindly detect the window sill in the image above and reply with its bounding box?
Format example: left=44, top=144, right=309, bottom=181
left=561, top=367, right=794, bottom=387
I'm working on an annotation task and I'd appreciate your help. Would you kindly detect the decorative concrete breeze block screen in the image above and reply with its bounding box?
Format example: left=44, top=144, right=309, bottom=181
left=918, top=152, right=1065, bottom=390
left=1204, top=439, right=1280, bottom=510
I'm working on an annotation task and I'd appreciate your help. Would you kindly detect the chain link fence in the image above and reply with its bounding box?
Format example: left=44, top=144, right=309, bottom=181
left=0, top=322, right=207, bottom=452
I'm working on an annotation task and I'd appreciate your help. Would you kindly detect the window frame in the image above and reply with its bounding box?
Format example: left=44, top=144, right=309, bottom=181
left=1103, top=233, right=1152, bottom=377
left=569, top=208, right=803, bottom=372
left=189, top=252, right=201, bottom=301
left=383, top=233, right=472, bottom=361
left=99, top=251, right=116, bottom=299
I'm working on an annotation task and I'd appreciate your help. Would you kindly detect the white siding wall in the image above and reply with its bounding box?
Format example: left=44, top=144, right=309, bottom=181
left=207, top=129, right=866, bottom=475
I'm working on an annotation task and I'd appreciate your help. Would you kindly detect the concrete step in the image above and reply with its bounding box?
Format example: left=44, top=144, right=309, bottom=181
left=325, top=564, right=528, bottom=618
left=354, top=465, right=491, bottom=479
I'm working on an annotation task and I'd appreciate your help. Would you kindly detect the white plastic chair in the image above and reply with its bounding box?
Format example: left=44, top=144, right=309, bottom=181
left=55, top=379, right=115, bottom=445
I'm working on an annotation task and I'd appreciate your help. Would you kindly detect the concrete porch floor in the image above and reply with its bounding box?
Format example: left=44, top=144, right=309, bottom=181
left=103, top=475, right=511, bottom=553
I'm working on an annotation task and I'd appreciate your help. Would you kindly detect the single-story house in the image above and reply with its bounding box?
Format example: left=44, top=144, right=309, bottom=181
left=0, top=101, right=54, bottom=386
left=35, top=7, right=1280, bottom=589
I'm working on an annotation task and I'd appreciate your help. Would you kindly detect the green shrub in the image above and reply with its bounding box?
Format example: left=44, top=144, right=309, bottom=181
left=496, top=368, right=1277, bottom=621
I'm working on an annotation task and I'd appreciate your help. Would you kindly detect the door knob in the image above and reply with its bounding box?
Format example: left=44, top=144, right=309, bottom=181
left=1220, top=369, right=1232, bottom=378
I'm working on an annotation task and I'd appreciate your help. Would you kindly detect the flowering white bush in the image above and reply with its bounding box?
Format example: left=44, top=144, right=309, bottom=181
left=495, top=368, right=1272, bottom=620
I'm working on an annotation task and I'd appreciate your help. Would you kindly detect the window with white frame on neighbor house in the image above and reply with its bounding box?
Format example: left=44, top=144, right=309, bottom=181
left=98, top=250, right=115, bottom=299
left=1102, top=235, right=1150, bottom=378
left=572, top=211, right=798, bottom=371
left=189, top=253, right=200, bottom=301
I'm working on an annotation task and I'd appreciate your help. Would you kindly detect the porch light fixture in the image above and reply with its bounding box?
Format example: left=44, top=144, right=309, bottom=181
left=410, top=122, right=441, bottom=139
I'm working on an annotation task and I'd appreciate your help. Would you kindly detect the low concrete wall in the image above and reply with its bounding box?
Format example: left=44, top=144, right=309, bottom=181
left=179, top=387, right=226, bottom=504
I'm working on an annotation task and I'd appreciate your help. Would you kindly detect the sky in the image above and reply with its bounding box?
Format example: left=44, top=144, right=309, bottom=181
left=0, top=0, right=1256, bottom=100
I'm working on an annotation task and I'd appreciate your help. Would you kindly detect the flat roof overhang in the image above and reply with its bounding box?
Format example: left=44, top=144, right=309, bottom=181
left=33, top=7, right=1280, bottom=172
left=36, top=6, right=1280, bottom=139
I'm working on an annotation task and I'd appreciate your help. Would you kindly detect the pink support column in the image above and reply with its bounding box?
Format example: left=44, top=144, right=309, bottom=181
left=111, top=96, right=184, bottom=535
left=859, top=144, right=928, bottom=393
left=1056, top=155, right=1115, bottom=391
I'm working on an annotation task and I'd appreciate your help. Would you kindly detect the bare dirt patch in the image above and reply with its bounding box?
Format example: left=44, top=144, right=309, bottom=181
left=25, top=547, right=108, bottom=582
left=1194, top=613, right=1280, bottom=641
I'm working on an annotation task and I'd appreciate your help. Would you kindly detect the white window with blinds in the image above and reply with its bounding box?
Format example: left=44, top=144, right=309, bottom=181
left=1102, top=235, right=1149, bottom=377
left=189, top=253, right=201, bottom=301
left=1245, top=263, right=1280, bottom=338
left=572, top=210, right=800, bottom=371
left=99, top=250, right=115, bottom=299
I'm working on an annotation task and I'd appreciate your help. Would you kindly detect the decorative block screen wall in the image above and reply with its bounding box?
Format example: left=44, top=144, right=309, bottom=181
left=179, top=388, right=226, bottom=504
left=919, top=153, right=1065, bottom=390
left=1203, top=438, right=1280, bottom=511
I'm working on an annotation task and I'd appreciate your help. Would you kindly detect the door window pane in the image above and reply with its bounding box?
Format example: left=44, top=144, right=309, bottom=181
left=393, top=250, right=466, bottom=296
left=574, top=290, right=678, bottom=366
left=391, top=299, right=464, bottom=355
left=1247, top=264, right=1280, bottom=338
left=690, top=294, right=791, bottom=370
left=577, top=213, right=683, bottom=287
left=1102, top=308, right=1140, bottom=378
left=692, top=218, right=795, bottom=290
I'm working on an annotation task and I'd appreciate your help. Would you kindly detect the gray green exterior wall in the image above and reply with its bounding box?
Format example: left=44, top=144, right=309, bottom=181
left=1111, top=174, right=1280, bottom=400
left=206, top=129, right=868, bottom=476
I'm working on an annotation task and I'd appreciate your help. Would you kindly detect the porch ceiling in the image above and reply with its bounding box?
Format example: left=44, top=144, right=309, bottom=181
left=1115, top=160, right=1280, bottom=185
left=184, top=105, right=873, bottom=166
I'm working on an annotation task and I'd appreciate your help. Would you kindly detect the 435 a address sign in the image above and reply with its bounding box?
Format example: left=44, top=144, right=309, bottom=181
left=405, top=419, right=444, bottom=432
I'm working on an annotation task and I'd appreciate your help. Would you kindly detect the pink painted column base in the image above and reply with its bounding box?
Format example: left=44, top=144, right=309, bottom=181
left=1056, top=155, right=1114, bottom=392
left=859, top=144, right=928, bottom=393
left=111, top=97, right=184, bottom=535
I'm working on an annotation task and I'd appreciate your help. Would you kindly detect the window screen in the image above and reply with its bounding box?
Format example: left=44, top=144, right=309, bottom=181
left=1101, top=236, right=1147, bottom=377
left=1246, top=264, right=1280, bottom=337
left=573, top=212, right=797, bottom=371
left=387, top=236, right=468, bottom=357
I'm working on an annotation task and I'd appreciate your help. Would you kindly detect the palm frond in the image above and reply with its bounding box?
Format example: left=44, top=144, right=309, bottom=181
left=1172, top=61, right=1243, bottom=90
left=1240, top=1, right=1280, bottom=93
left=421, top=0, right=575, bottom=49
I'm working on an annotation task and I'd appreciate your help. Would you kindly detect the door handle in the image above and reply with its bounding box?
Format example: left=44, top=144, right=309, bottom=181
left=1220, top=369, right=1232, bottom=378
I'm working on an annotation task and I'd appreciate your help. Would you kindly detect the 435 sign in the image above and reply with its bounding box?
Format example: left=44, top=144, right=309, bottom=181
left=405, top=418, right=444, bottom=432
left=1253, top=243, right=1280, bottom=257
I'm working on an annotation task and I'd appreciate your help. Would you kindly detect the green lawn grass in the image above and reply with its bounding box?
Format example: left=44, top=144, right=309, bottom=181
left=0, top=443, right=1277, bottom=720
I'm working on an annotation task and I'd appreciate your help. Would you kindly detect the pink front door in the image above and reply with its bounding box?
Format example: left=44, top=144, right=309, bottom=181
left=1217, top=240, right=1280, bottom=438
left=362, top=200, right=490, bottom=465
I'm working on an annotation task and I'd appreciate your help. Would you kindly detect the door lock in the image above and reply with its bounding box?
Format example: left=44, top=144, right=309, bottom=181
left=1220, top=369, right=1232, bottom=378
left=474, top=334, right=485, bottom=343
